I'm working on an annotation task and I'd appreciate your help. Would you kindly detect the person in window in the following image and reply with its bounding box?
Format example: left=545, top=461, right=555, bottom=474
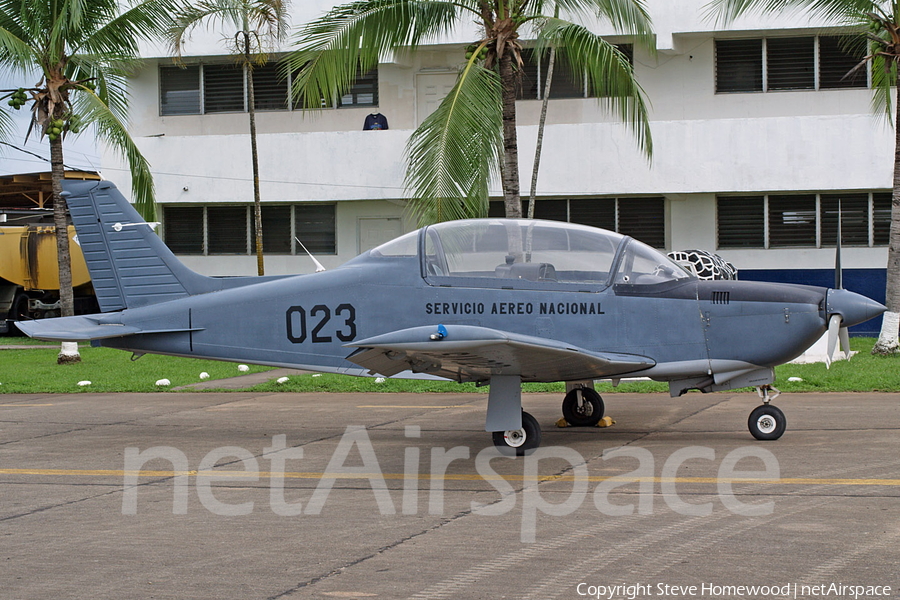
left=363, top=113, right=388, bottom=130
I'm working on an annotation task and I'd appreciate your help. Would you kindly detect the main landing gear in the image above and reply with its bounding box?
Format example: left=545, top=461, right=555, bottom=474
left=748, top=385, right=786, bottom=440
left=492, top=411, right=542, bottom=456
left=490, top=386, right=608, bottom=455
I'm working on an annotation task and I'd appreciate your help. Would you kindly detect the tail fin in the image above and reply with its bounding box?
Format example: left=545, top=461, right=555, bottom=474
left=63, top=180, right=222, bottom=312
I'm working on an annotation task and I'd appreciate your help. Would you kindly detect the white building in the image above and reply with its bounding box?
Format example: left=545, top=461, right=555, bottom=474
left=102, top=0, right=893, bottom=333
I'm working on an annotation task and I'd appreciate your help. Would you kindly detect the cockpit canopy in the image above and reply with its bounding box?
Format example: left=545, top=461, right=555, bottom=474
left=371, top=219, right=692, bottom=287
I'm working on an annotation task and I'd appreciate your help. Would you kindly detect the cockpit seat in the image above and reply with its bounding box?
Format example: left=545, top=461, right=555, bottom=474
left=495, top=261, right=557, bottom=282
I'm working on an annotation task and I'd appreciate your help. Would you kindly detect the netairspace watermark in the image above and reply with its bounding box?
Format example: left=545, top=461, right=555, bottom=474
left=575, top=582, right=893, bottom=599
left=123, top=425, right=783, bottom=543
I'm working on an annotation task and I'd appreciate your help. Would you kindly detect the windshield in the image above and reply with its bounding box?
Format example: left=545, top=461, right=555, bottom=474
left=424, top=219, right=625, bottom=285
left=613, top=238, right=693, bottom=285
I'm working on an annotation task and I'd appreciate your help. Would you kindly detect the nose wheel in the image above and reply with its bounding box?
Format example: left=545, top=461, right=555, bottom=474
left=749, top=386, right=786, bottom=440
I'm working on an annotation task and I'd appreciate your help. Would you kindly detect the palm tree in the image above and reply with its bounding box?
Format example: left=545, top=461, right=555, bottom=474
left=285, top=0, right=653, bottom=225
left=169, top=0, right=291, bottom=276
left=711, top=0, right=900, bottom=355
left=0, top=0, right=173, bottom=363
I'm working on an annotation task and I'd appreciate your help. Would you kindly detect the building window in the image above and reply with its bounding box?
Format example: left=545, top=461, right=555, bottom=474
left=715, top=35, right=866, bottom=93
left=717, top=192, right=889, bottom=248
left=489, top=196, right=665, bottom=248
left=163, top=204, right=337, bottom=255
left=340, top=68, right=379, bottom=107
left=159, top=62, right=378, bottom=115
left=516, top=45, right=633, bottom=100
left=207, top=206, right=249, bottom=253
left=253, top=63, right=290, bottom=110
left=160, top=66, right=201, bottom=116
left=162, top=206, right=204, bottom=253
left=203, top=64, right=245, bottom=113
left=716, top=196, right=764, bottom=248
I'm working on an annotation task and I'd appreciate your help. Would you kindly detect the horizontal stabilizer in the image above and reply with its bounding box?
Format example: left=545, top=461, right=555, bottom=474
left=15, top=316, right=201, bottom=342
left=346, top=325, right=654, bottom=382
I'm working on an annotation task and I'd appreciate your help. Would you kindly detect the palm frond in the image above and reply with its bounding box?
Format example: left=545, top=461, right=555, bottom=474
left=552, top=0, right=654, bottom=48
left=169, top=0, right=290, bottom=59
left=404, top=61, right=503, bottom=225
left=538, top=18, right=652, bottom=158
left=285, top=0, right=461, bottom=110
left=870, top=50, right=897, bottom=124
left=75, top=88, right=156, bottom=220
left=0, top=105, right=14, bottom=140
left=80, top=0, right=181, bottom=59
left=705, top=0, right=876, bottom=27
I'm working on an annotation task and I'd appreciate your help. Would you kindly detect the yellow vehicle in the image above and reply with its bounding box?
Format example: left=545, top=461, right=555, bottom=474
left=0, top=171, right=100, bottom=335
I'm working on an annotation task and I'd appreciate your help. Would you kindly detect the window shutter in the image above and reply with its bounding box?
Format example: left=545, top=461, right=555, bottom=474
left=532, top=199, right=568, bottom=221
left=618, top=197, right=665, bottom=248
left=204, top=64, right=245, bottom=113
left=163, top=206, right=204, bottom=253
left=160, top=66, right=201, bottom=115
left=339, top=68, right=378, bottom=107
left=570, top=198, right=616, bottom=231
left=873, top=192, right=892, bottom=246
left=544, top=53, right=584, bottom=99
left=295, top=205, right=336, bottom=254
left=716, top=39, right=763, bottom=93
left=767, top=37, right=814, bottom=90
left=768, top=194, right=816, bottom=247
left=252, top=63, right=288, bottom=110
left=207, top=206, right=248, bottom=254
left=820, top=193, right=869, bottom=246
left=516, top=50, right=542, bottom=100
left=819, top=36, right=866, bottom=89
left=717, top=196, right=764, bottom=248
left=250, top=206, right=292, bottom=253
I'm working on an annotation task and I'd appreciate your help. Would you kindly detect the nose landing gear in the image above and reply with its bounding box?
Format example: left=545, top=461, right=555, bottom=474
left=749, top=385, right=786, bottom=440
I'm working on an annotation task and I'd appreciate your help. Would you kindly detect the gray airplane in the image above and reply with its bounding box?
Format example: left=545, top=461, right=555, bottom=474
left=17, top=181, right=886, bottom=453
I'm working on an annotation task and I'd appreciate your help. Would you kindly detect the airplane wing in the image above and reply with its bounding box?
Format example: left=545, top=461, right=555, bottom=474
left=345, top=324, right=654, bottom=383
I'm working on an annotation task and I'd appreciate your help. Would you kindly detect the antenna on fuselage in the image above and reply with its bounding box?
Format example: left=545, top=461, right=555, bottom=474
left=295, top=237, right=326, bottom=272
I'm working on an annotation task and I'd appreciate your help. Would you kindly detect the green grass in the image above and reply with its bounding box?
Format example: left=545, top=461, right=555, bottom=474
left=0, top=345, right=273, bottom=393
left=0, top=338, right=897, bottom=394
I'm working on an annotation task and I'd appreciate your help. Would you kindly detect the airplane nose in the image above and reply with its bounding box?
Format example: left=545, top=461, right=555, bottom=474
left=826, top=289, right=887, bottom=327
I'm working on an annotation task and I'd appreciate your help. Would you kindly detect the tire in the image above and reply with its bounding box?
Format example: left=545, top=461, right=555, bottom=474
left=561, top=387, right=604, bottom=427
left=492, top=411, right=542, bottom=456
left=748, top=404, right=786, bottom=441
left=11, top=292, right=29, bottom=321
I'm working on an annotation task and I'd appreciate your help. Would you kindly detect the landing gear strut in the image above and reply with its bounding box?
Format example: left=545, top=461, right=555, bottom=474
left=749, top=385, right=786, bottom=440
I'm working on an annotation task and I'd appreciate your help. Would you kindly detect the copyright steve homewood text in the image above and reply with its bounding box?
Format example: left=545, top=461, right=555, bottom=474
left=575, top=583, right=894, bottom=599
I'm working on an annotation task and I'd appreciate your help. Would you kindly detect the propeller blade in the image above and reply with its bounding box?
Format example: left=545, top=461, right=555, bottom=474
left=825, top=314, right=842, bottom=369
left=839, top=325, right=851, bottom=361
left=834, top=199, right=842, bottom=290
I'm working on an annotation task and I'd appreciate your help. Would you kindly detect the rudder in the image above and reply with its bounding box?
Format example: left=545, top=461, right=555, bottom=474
left=63, top=180, right=212, bottom=312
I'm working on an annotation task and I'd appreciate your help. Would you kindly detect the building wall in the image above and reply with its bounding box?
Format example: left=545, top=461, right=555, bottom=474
left=103, top=1, right=893, bottom=287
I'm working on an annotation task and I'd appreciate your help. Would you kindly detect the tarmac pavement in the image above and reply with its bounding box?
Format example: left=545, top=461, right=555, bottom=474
left=1, top=390, right=898, bottom=599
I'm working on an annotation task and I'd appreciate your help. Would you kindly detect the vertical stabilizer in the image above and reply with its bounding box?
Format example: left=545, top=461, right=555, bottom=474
left=63, top=180, right=214, bottom=312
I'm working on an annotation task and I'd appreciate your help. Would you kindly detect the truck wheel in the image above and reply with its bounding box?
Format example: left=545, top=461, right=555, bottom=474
left=11, top=292, right=29, bottom=321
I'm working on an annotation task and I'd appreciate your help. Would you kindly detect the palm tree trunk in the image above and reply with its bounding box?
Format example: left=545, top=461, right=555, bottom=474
left=873, top=93, right=900, bottom=354
left=528, top=46, right=555, bottom=220
left=499, top=50, right=522, bottom=219
left=50, top=135, right=80, bottom=364
left=245, top=36, right=265, bottom=276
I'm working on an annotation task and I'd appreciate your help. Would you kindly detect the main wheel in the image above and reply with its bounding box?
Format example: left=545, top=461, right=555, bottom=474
left=492, top=411, right=542, bottom=456
left=561, top=387, right=604, bottom=427
left=748, top=404, right=786, bottom=440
